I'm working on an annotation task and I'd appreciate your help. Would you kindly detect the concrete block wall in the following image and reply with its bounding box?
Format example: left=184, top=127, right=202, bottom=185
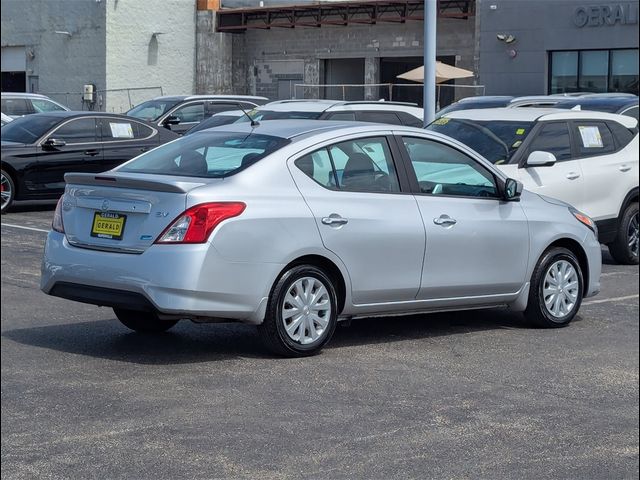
left=105, top=0, right=197, bottom=112
left=230, top=17, right=476, bottom=100
left=1, top=0, right=106, bottom=110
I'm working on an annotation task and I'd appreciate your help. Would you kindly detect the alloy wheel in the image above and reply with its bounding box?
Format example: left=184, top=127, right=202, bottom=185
left=543, top=260, right=580, bottom=319
left=0, top=172, right=12, bottom=211
left=628, top=212, right=639, bottom=258
left=281, top=276, right=331, bottom=345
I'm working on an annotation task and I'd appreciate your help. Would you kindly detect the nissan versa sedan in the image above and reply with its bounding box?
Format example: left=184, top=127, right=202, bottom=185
left=41, top=121, right=602, bottom=357
left=1, top=112, right=178, bottom=212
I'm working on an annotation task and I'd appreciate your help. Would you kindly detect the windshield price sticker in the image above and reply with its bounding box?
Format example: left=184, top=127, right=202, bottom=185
left=433, top=118, right=450, bottom=125
left=109, top=122, right=134, bottom=139
left=516, top=128, right=526, bottom=135
left=578, top=126, right=603, bottom=148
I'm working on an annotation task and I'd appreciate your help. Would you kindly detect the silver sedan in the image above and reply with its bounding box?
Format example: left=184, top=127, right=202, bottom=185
left=41, top=121, right=602, bottom=356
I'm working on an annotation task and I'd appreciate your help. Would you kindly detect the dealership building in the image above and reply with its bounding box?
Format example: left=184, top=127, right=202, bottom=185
left=1, top=0, right=638, bottom=111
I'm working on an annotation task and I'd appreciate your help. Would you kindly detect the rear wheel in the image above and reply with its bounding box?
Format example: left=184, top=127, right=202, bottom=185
left=525, top=247, right=584, bottom=328
left=1, top=169, right=16, bottom=213
left=258, top=265, right=338, bottom=357
left=114, top=308, right=179, bottom=333
left=608, top=202, right=639, bottom=265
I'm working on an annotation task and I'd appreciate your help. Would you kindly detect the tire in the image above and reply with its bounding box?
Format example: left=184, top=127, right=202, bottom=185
left=524, top=247, right=584, bottom=328
left=258, top=265, right=338, bottom=357
left=1, top=169, right=16, bottom=213
left=608, top=202, right=639, bottom=265
left=113, top=308, right=179, bottom=333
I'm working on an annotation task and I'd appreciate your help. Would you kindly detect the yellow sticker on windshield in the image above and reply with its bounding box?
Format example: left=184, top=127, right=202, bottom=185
left=516, top=128, right=525, bottom=135
left=433, top=118, right=450, bottom=125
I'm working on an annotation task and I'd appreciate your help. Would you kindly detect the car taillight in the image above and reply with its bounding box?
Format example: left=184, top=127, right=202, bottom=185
left=52, top=197, right=65, bottom=233
left=155, top=202, right=246, bottom=244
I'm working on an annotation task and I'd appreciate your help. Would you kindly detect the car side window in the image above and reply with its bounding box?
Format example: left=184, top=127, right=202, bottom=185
left=172, top=103, right=205, bottom=123
left=1, top=98, right=32, bottom=116
left=526, top=122, right=573, bottom=162
left=295, top=149, right=337, bottom=188
left=402, top=137, right=499, bottom=198
left=51, top=118, right=97, bottom=143
left=573, top=121, right=616, bottom=157
left=31, top=99, right=65, bottom=113
left=358, top=111, right=403, bottom=125
left=607, top=121, right=635, bottom=149
left=295, top=137, right=401, bottom=193
left=99, top=118, right=136, bottom=141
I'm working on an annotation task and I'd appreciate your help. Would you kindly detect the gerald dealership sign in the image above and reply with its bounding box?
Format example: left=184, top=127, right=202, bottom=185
left=574, top=3, right=639, bottom=27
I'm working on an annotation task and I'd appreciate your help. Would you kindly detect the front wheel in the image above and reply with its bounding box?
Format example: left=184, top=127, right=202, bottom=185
left=1, top=169, right=16, bottom=213
left=258, top=265, right=338, bottom=357
left=525, top=247, right=584, bottom=328
left=608, top=202, right=639, bottom=265
left=114, top=308, right=179, bottom=333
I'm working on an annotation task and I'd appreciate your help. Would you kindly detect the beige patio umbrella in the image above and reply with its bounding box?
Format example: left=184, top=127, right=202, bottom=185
left=397, top=62, right=474, bottom=83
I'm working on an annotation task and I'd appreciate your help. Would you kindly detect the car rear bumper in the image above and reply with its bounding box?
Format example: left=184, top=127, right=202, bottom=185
left=40, top=232, right=282, bottom=324
left=584, top=231, right=602, bottom=298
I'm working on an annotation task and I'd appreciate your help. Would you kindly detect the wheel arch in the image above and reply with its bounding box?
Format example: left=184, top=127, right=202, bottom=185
left=0, top=162, right=20, bottom=199
left=277, top=254, right=347, bottom=315
left=545, top=238, right=590, bottom=296
left=618, top=187, right=639, bottom=219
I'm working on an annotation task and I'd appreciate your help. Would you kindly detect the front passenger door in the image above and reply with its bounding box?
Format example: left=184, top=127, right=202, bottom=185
left=36, top=118, right=99, bottom=192
left=164, top=102, right=205, bottom=135
left=400, top=136, right=530, bottom=300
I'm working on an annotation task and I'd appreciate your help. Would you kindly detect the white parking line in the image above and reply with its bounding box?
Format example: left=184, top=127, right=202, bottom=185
left=1, top=223, right=49, bottom=233
left=584, top=294, right=639, bottom=306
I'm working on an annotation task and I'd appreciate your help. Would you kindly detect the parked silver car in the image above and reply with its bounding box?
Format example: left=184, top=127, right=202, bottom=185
left=41, top=121, right=602, bottom=356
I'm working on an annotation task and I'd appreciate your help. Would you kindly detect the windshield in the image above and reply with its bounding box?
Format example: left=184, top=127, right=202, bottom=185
left=126, top=99, right=182, bottom=122
left=118, top=131, right=290, bottom=178
left=234, top=110, right=323, bottom=123
left=426, top=118, right=535, bottom=164
left=1, top=115, right=61, bottom=144
left=185, top=112, right=243, bottom=135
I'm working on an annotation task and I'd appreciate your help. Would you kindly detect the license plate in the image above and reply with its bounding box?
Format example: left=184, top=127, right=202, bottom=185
left=91, top=212, right=126, bottom=240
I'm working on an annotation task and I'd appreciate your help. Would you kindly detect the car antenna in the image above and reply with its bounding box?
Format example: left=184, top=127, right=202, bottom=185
left=236, top=103, right=260, bottom=127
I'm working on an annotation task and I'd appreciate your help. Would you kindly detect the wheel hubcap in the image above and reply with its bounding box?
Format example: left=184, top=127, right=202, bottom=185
left=0, top=173, right=11, bottom=210
left=281, top=276, right=331, bottom=345
left=543, top=260, right=579, bottom=319
left=628, top=212, right=639, bottom=258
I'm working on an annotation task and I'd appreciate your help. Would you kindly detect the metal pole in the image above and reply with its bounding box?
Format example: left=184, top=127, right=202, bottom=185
left=423, top=0, right=437, bottom=127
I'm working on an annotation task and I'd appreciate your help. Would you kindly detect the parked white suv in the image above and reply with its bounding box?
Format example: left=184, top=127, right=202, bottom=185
left=238, top=99, right=424, bottom=127
left=1, top=92, right=69, bottom=118
left=427, top=108, right=639, bottom=264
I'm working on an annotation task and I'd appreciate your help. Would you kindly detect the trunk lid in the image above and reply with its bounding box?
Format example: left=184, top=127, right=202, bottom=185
left=62, top=172, right=218, bottom=253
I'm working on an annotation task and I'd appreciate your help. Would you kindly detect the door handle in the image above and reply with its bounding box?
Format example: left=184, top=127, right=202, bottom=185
left=566, top=172, right=580, bottom=180
left=84, top=149, right=100, bottom=157
left=433, top=215, right=457, bottom=226
left=619, top=165, right=632, bottom=172
left=321, top=215, right=348, bottom=226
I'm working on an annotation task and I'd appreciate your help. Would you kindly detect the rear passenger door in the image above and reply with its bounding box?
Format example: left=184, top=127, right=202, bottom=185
left=98, top=118, right=158, bottom=172
left=288, top=134, right=425, bottom=304
left=573, top=120, right=637, bottom=221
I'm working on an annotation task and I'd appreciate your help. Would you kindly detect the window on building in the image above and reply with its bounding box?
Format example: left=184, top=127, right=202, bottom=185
left=550, top=49, right=639, bottom=95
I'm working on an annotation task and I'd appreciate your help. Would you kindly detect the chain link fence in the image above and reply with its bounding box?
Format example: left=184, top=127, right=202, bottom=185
left=293, top=83, right=486, bottom=109
left=39, top=86, right=164, bottom=113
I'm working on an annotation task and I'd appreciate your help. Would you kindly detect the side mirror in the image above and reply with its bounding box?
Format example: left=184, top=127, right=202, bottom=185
left=162, top=115, right=181, bottom=127
left=42, top=138, right=66, bottom=149
left=526, top=151, right=557, bottom=167
left=504, top=177, right=523, bottom=201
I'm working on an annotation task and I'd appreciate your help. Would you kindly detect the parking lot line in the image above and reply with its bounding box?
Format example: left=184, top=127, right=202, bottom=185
left=584, top=294, right=639, bottom=306
left=1, top=223, right=49, bottom=233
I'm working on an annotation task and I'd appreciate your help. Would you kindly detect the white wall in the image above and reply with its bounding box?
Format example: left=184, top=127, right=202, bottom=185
left=104, top=0, right=196, bottom=112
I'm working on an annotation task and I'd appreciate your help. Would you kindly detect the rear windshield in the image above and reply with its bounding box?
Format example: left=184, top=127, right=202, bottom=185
left=126, top=99, right=182, bottom=122
left=1, top=115, right=61, bottom=144
left=118, top=131, right=290, bottom=178
left=426, top=117, right=535, bottom=165
left=235, top=110, right=322, bottom=123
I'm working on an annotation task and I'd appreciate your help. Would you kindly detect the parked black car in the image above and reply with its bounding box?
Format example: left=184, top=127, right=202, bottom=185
left=554, top=96, right=639, bottom=120
left=1, top=112, right=178, bottom=212
left=126, top=95, right=269, bottom=135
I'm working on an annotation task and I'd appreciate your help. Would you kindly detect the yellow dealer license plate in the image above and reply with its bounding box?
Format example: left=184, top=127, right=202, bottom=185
left=91, top=212, right=126, bottom=240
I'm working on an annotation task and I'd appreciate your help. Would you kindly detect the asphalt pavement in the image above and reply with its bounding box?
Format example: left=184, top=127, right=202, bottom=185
left=1, top=203, right=638, bottom=480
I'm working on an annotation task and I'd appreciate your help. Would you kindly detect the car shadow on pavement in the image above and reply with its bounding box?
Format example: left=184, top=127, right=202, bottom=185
left=4, top=201, right=57, bottom=213
left=2, top=308, right=536, bottom=364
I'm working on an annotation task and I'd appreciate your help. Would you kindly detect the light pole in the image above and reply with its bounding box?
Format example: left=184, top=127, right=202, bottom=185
left=423, top=0, right=437, bottom=127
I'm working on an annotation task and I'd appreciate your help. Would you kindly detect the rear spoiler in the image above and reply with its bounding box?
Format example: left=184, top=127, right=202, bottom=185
left=64, top=172, right=207, bottom=194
